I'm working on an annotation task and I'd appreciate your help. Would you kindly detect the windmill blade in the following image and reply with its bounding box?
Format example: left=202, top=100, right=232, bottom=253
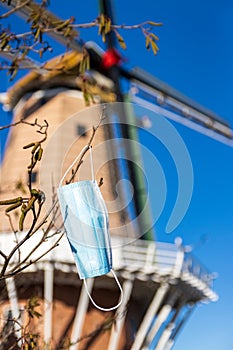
left=1, top=1, right=232, bottom=146
left=122, top=67, right=233, bottom=145
left=0, top=0, right=83, bottom=52
left=0, top=50, right=40, bottom=68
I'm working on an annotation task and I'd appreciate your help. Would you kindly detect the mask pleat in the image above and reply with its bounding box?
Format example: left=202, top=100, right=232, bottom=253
left=57, top=180, right=112, bottom=279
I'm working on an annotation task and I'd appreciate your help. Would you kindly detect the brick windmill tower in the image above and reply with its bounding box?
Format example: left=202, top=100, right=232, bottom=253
left=0, top=1, right=229, bottom=349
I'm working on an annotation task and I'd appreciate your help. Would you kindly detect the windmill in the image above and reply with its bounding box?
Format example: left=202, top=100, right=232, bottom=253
left=0, top=1, right=229, bottom=349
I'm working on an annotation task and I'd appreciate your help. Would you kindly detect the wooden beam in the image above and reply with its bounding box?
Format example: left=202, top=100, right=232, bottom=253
left=108, top=278, right=134, bottom=350
left=69, top=278, right=94, bottom=350
left=5, top=277, right=22, bottom=347
left=44, top=262, right=54, bottom=346
left=130, top=283, right=169, bottom=350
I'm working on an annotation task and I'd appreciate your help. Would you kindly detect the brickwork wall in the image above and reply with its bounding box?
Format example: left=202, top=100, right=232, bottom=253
left=0, top=91, right=131, bottom=236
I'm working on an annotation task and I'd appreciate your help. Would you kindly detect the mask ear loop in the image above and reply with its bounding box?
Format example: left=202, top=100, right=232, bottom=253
left=59, top=145, right=93, bottom=187
left=89, top=145, right=95, bottom=182
left=83, top=269, right=123, bottom=312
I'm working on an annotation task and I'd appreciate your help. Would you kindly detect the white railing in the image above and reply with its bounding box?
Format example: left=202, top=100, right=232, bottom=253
left=112, top=238, right=178, bottom=276
left=111, top=237, right=215, bottom=290
left=0, top=232, right=216, bottom=291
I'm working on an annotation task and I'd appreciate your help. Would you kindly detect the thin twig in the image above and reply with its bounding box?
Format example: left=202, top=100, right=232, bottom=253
left=0, top=118, right=46, bottom=132
left=10, top=206, right=61, bottom=273
left=0, top=0, right=31, bottom=19
left=3, top=234, right=63, bottom=279
left=0, top=250, right=7, bottom=260
left=68, top=104, right=106, bottom=183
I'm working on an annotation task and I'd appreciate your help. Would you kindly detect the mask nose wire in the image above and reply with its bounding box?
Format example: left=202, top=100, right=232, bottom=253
left=59, top=145, right=94, bottom=187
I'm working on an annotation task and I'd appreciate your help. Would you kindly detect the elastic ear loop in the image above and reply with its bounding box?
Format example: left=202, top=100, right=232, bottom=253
left=59, top=145, right=94, bottom=187
left=83, top=269, right=123, bottom=312
left=89, top=145, right=95, bottom=182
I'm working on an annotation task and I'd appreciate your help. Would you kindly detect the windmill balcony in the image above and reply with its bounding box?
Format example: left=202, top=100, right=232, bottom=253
left=0, top=231, right=218, bottom=350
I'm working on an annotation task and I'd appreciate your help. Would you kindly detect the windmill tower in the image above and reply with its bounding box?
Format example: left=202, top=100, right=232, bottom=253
left=0, top=1, right=229, bottom=349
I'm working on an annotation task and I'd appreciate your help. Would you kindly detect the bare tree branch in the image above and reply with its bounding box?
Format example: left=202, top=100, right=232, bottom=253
left=0, top=105, right=106, bottom=280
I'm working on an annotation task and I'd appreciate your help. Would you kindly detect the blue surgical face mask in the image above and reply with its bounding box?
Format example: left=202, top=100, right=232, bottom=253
left=57, top=146, right=123, bottom=311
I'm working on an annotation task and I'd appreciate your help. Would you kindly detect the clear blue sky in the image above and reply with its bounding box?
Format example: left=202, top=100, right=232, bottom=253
left=1, top=1, right=233, bottom=349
